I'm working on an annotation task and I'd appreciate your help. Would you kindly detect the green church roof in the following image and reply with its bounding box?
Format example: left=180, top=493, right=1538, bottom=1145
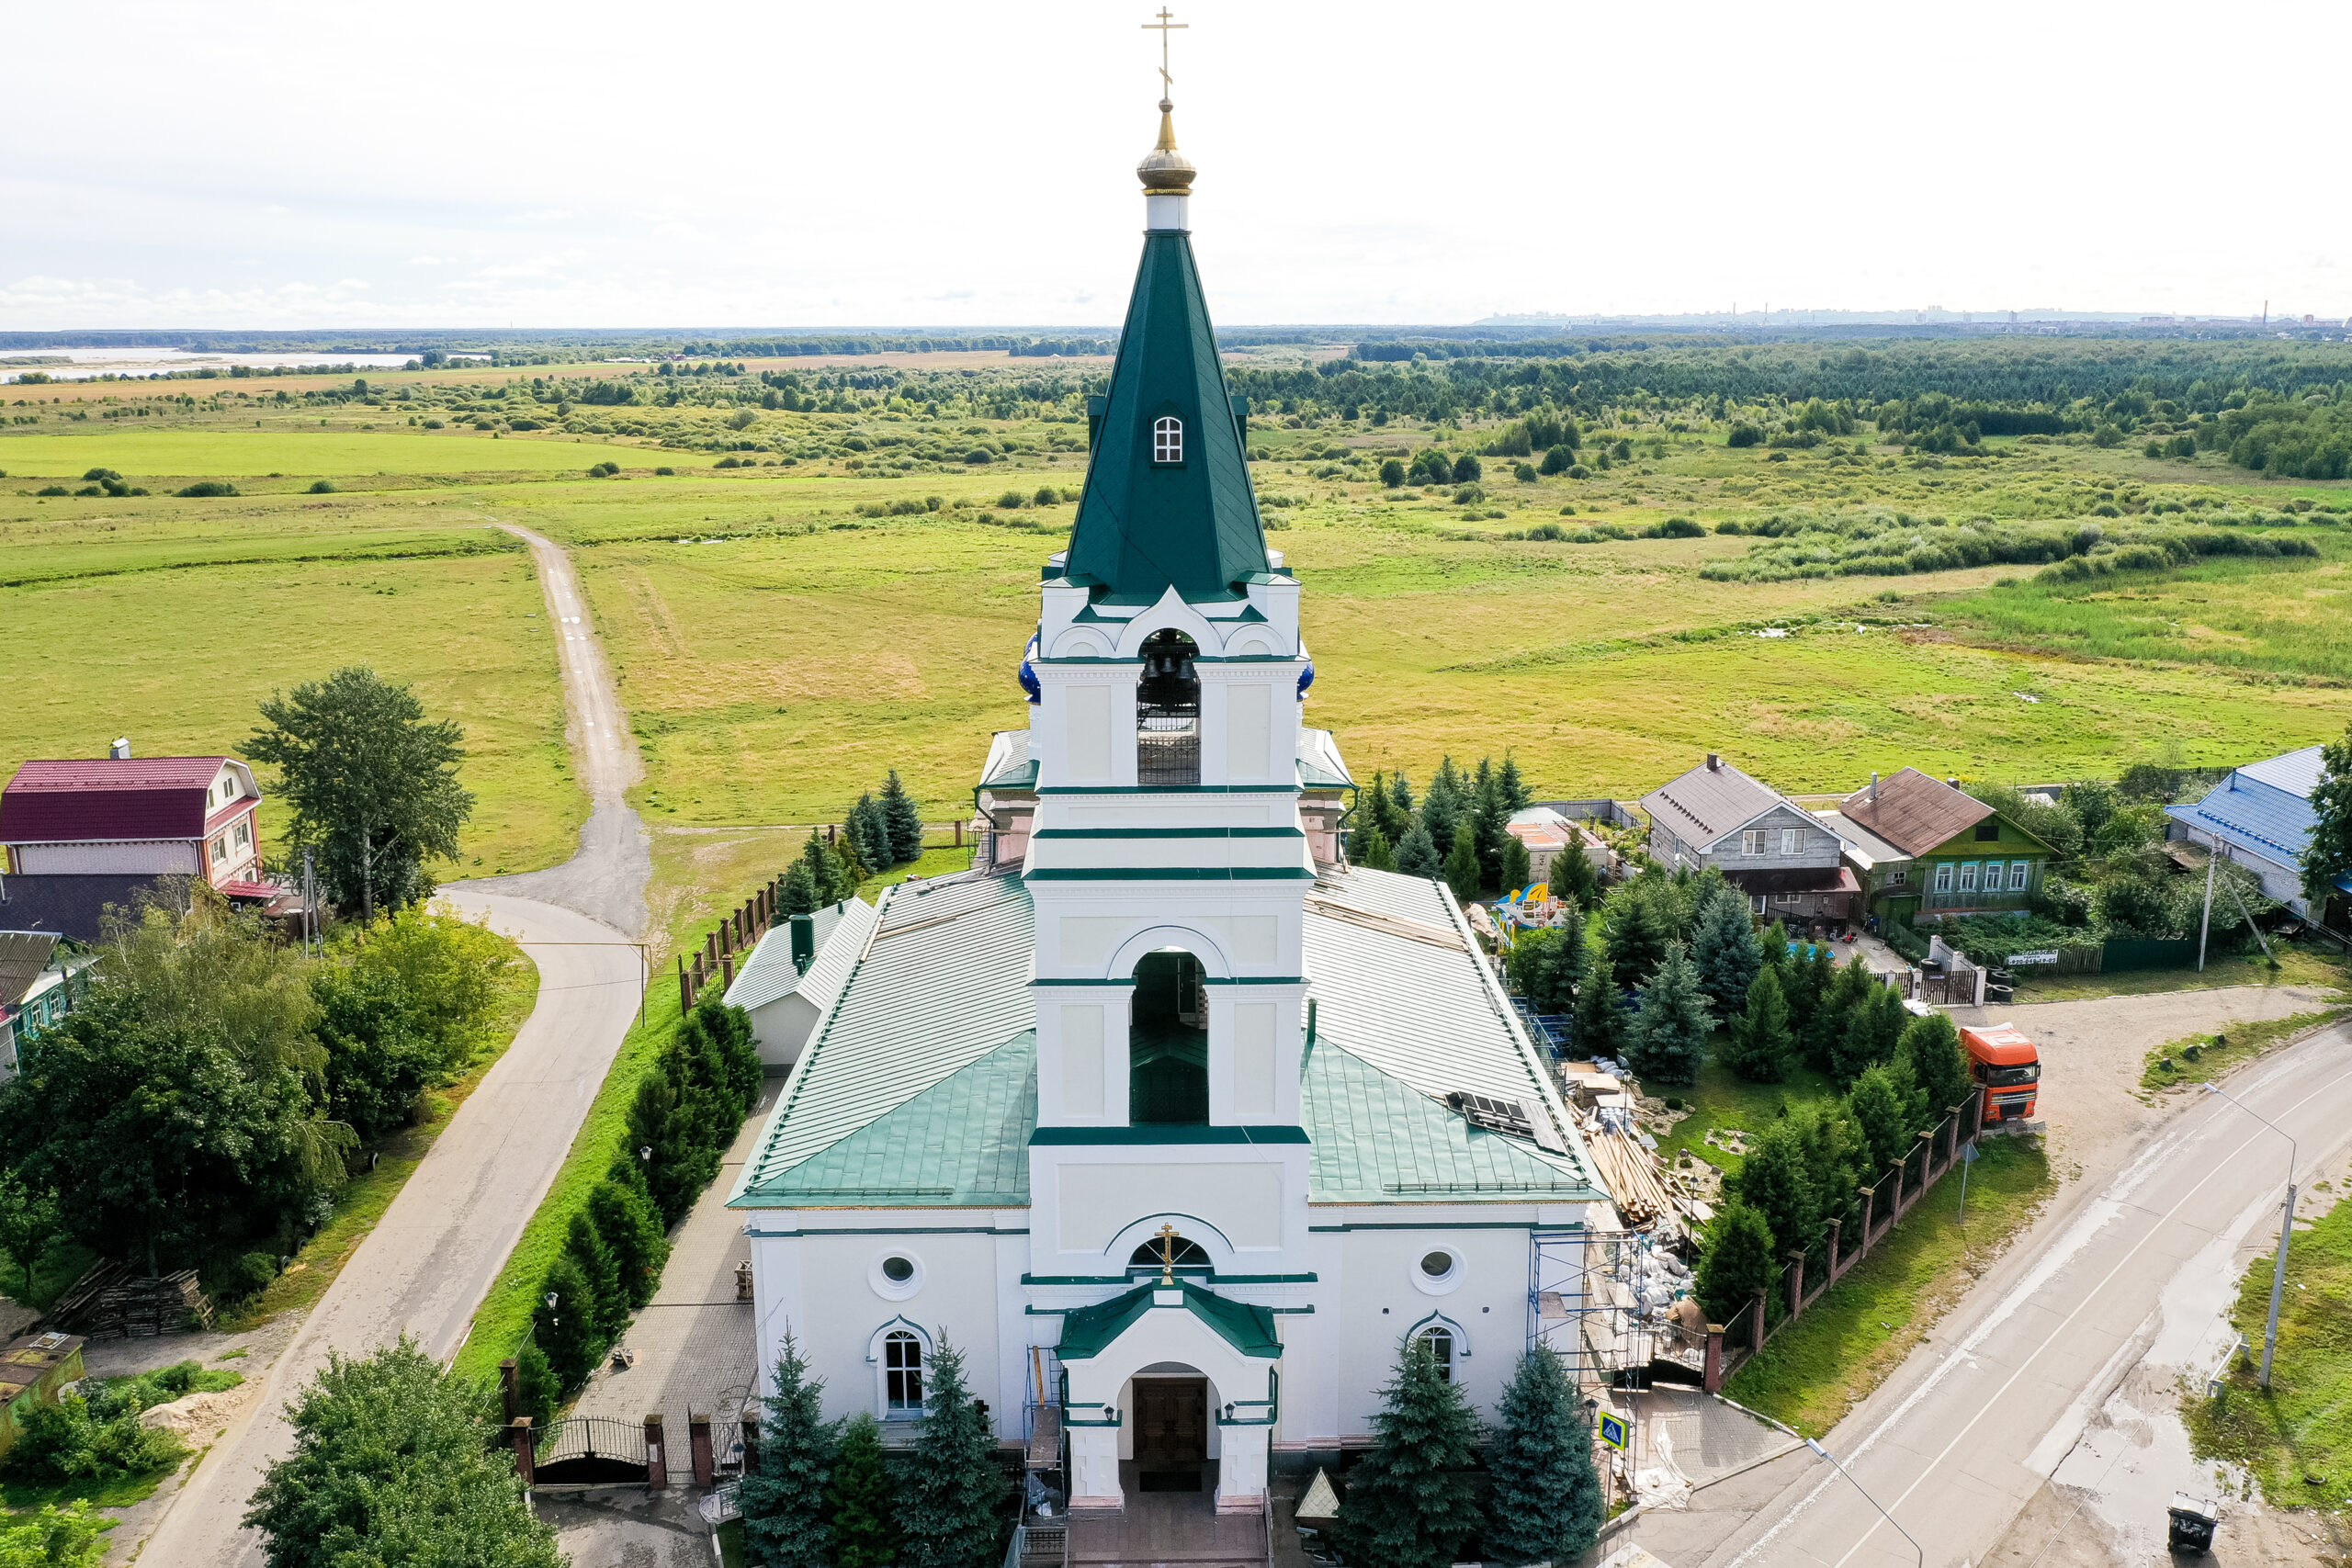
left=1064, top=229, right=1270, bottom=604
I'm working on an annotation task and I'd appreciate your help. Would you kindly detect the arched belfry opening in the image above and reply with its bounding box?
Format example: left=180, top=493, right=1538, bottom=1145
left=1129, top=949, right=1208, bottom=1123
left=1136, top=628, right=1201, bottom=786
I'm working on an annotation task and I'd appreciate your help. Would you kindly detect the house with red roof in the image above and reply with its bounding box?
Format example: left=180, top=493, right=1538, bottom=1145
left=0, top=749, right=268, bottom=895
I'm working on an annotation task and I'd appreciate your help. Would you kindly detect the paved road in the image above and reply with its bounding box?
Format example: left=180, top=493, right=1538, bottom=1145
left=1694, top=1020, right=2352, bottom=1568
left=137, top=519, right=650, bottom=1566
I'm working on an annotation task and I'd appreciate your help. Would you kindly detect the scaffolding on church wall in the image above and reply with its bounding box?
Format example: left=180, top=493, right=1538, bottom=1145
left=1529, top=1227, right=1702, bottom=1390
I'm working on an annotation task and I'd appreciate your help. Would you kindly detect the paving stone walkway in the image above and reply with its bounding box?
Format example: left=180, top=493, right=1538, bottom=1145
left=570, top=1077, right=777, bottom=1438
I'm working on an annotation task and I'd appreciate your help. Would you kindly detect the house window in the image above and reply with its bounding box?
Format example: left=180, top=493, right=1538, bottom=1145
left=1416, top=1326, right=1455, bottom=1383
left=1888, top=867, right=1908, bottom=886
left=211, top=836, right=227, bottom=862
left=1958, top=863, right=1979, bottom=893
left=1781, top=828, right=1803, bottom=855
left=1742, top=829, right=1763, bottom=854
left=884, top=1331, right=924, bottom=1414
left=1776, top=891, right=1799, bottom=905
left=1153, top=416, right=1183, bottom=464
left=1974, top=821, right=1999, bottom=842
left=234, top=820, right=251, bottom=851
left=1934, top=863, right=1953, bottom=893
left=2008, top=860, right=2031, bottom=892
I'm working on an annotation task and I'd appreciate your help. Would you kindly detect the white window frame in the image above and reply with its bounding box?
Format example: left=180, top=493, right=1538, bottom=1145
left=2007, top=860, right=2031, bottom=892
left=1958, top=862, right=1979, bottom=893
left=1781, top=827, right=1803, bottom=854
left=1741, top=829, right=1764, bottom=855
left=1407, top=1312, right=1469, bottom=1383
left=868, top=1319, right=933, bottom=1417
left=1933, top=863, right=1952, bottom=893
left=1153, top=415, right=1183, bottom=465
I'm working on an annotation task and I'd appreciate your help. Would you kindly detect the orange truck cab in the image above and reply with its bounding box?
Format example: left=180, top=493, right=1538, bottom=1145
left=1961, top=1024, right=2040, bottom=1122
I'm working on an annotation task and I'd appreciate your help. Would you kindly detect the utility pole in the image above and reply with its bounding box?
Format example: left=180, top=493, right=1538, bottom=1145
left=2197, top=844, right=2216, bottom=971
left=2203, top=1082, right=2297, bottom=1388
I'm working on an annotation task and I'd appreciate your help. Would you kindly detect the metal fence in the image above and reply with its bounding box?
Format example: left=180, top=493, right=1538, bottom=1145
left=532, top=1416, right=649, bottom=1485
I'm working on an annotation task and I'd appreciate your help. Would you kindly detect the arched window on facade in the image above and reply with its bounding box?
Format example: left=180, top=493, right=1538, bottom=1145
left=1129, top=949, right=1209, bottom=1123
left=1416, top=1325, right=1455, bottom=1383
left=1153, top=415, right=1183, bottom=464
left=1126, top=1233, right=1212, bottom=1273
left=884, top=1330, right=925, bottom=1414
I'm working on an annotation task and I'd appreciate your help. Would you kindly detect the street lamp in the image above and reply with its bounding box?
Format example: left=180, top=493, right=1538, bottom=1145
left=2202, top=1082, right=2298, bottom=1389
left=546, top=1290, right=560, bottom=1333
left=1805, top=1438, right=1922, bottom=1568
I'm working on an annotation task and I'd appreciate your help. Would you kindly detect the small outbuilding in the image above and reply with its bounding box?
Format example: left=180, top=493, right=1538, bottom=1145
left=722, top=897, right=880, bottom=1067
left=0, top=1332, right=86, bottom=1461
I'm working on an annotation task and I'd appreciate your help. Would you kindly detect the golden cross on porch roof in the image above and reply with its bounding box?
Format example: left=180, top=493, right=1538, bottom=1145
left=1143, top=7, right=1186, bottom=97
left=1155, top=1221, right=1181, bottom=1285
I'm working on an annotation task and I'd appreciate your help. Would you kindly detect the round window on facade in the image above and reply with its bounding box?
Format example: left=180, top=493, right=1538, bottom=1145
left=1411, top=1247, right=1463, bottom=1295
left=869, top=1250, right=924, bottom=1301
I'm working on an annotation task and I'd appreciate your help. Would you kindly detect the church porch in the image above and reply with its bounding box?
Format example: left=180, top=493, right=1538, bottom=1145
left=1066, top=1462, right=1268, bottom=1567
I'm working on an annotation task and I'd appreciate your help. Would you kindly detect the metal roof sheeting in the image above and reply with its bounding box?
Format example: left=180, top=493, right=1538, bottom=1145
left=1836, top=768, right=1993, bottom=858
left=722, top=897, right=876, bottom=1017
left=2165, top=773, right=2319, bottom=873
left=729, top=873, right=1036, bottom=1204
left=1640, top=758, right=1785, bottom=846
left=1303, top=1041, right=1602, bottom=1203
left=2238, top=745, right=2325, bottom=798
left=1, top=758, right=242, bottom=844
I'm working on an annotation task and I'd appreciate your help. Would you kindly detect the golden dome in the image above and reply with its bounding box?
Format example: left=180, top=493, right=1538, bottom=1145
left=1136, top=99, right=1196, bottom=194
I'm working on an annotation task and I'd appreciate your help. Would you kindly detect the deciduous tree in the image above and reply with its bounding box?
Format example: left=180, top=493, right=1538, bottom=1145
left=248, top=667, right=474, bottom=922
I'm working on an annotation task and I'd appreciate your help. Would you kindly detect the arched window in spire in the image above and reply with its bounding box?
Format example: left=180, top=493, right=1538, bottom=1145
left=1153, top=415, right=1183, bottom=465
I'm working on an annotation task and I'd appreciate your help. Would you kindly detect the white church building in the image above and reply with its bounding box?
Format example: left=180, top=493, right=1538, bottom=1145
left=727, top=91, right=1611, bottom=1519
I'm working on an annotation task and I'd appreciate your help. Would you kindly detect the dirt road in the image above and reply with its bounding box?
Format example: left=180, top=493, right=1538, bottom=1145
left=131, top=520, right=650, bottom=1566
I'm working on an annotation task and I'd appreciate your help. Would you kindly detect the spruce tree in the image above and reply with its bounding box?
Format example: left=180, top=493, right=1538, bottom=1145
left=1331, top=1337, right=1483, bottom=1568
left=1829, top=982, right=1905, bottom=1086
left=848, top=793, right=891, bottom=872
left=1848, top=1062, right=1915, bottom=1176
left=831, top=833, right=868, bottom=895
left=1719, top=964, right=1794, bottom=1083
left=1355, top=822, right=1396, bottom=872
left=625, top=1064, right=686, bottom=1223
left=800, top=829, right=846, bottom=904
left=1695, top=1201, right=1777, bottom=1325
left=565, top=1210, right=628, bottom=1345
left=1573, top=935, right=1623, bottom=1061
left=879, top=769, right=926, bottom=864
left=1623, top=940, right=1710, bottom=1086
left=1394, top=822, right=1442, bottom=879
left=1499, top=834, right=1533, bottom=897
left=779, top=859, right=821, bottom=919
left=897, top=1339, right=1008, bottom=1568
left=1807, top=949, right=1870, bottom=1072
left=1691, top=882, right=1763, bottom=1019
left=1443, top=827, right=1483, bottom=904
left=1364, top=773, right=1398, bottom=841
left=1608, top=884, right=1670, bottom=992
left=534, top=1253, right=602, bottom=1392
left=1897, top=1011, right=1972, bottom=1117
left=740, top=1334, right=840, bottom=1568
left=828, top=1413, right=901, bottom=1568
left=1419, top=759, right=1464, bottom=857
left=1485, top=1349, right=1603, bottom=1567
left=1550, top=834, right=1598, bottom=908
left=586, top=1178, right=670, bottom=1310
left=1498, top=751, right=1534, bottom=811
left=1730, top=1117, right=1819, bottom=1259
left=1389, top=767, right=1417, bottom=820
left=1470, top=759, right=1510, bottom=888
left=512, top=1341, right=560, bottom=1427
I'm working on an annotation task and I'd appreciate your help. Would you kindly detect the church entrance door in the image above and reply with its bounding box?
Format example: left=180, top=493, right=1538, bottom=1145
left=1133, top=1377, right=1207, bottom=1470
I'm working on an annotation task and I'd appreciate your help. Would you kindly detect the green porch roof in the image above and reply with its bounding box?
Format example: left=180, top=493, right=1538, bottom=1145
left=1063, top=230, right=1268, bottom=604
left=1055, top=1280, right=1282, bottom=1362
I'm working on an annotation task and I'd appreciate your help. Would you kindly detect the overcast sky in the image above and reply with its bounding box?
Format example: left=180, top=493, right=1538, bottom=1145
left=4, top=0, right=2346, bottom=332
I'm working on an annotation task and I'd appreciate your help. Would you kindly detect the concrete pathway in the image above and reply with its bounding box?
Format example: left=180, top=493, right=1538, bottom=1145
left=570, top=1079, right=778, bottom=1437
left=131, top=516, right=652, bottom=1566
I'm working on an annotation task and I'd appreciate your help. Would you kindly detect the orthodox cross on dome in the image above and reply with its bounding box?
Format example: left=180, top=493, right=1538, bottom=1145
left=1154, top=1221, right=1181, bottom=1285
left=1142, top=7, right=1186, bottom=99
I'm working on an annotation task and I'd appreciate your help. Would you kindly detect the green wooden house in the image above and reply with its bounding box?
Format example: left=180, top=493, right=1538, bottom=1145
left=1821, top=767, right=2057, bottom=926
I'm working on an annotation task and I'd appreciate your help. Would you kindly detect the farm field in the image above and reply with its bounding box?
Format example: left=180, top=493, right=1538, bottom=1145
left=5, top=368, right=2348, bottom=887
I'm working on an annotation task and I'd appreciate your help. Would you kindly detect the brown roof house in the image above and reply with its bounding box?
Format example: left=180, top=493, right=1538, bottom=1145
left=1821, top=767, right=2056, bottom=927
left=1640, top=754, right=1856, bottom=925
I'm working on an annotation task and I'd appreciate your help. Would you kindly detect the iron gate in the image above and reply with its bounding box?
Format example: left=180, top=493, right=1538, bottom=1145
left=534, top=1416, right=648, bottom=1485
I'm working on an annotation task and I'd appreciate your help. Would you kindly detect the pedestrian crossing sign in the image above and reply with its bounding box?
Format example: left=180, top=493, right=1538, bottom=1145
left=1599, top=1412, right=1629, bottom=1451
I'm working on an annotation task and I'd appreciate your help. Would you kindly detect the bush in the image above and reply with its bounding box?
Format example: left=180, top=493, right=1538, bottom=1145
left=1540, top=444, right=1576, bottom=475
left=3, top=1395, right=184, bottom=1483
left=36, top=484, right=70, bottom=496
left=175, top=481, right=239, bottom=497
left=1379, top=458, right=1407, bottom=487
left=587, top=460, right=620, bottom=478
left=1513, top=461, right=1538, bottom=483
left=307, top=479, right=336, bottom=494
left=1726, top=423, right=1765, bottom=447
left=653, top=466, right=676, bottom=475
left=210, top=1250, right=280, bottom=1303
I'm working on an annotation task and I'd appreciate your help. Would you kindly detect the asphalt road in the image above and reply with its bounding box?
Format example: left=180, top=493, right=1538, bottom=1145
left=1697, top=1019, right=2352, bottom=1568
left=135, top=520, right=650, bottom=1566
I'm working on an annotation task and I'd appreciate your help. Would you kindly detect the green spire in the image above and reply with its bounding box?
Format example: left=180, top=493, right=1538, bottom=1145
left=1064, top=228, right=1269, bottom=604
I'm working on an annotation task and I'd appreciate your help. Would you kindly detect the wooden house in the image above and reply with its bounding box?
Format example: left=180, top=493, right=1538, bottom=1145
left=1824, top=768, right=2054, bottom=927
left=1640, top=754, right=1856, bottom=923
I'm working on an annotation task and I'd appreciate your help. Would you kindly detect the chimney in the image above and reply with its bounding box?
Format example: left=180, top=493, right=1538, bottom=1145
left=1706, top=752, right=1720, bottom=772
left=790, top=913, right=815, bottom=975
left=1870, top=771, right=1880, bottom=805
left=1947, top=776, right=1960, bottom=789
left=110, top=738, right=130, bottom=761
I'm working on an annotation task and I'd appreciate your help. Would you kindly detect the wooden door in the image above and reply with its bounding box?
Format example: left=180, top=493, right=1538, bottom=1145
left=1133, top=1379, right=1206, bottom=1467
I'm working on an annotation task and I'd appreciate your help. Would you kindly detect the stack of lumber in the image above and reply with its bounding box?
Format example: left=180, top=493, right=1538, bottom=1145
left=1582, top=1126, right=1674, bottom=1226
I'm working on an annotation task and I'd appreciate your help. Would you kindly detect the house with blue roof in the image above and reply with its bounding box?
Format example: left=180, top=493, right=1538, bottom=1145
left=727, top=88, right=1611, bottom=1524
left=2165, top=745, right=2346, bottom=920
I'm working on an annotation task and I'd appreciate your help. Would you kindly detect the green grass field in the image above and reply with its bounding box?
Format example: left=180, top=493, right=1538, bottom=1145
left=5, top=388, right=2346, bottom=892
